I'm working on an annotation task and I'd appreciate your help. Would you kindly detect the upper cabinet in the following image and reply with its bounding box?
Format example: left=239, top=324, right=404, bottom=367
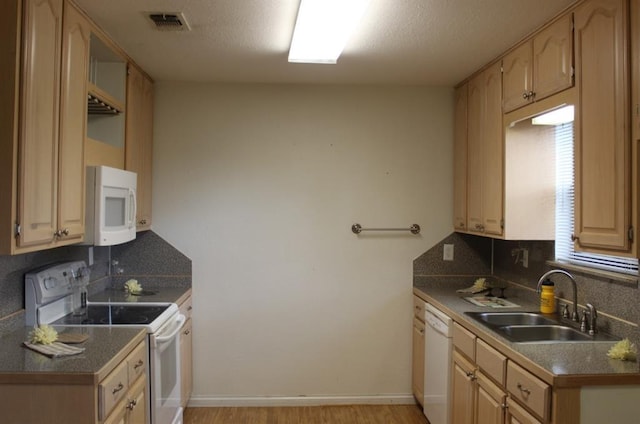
left=503, top=14, right=574, bottom=113
left=85, top=30, right=127, bottom=169
left=466, top=62, right=504, bottom=237
left=573, top=0, right=631, bottom=253
left=125, top=64, right=154, bottom=231
left=453, top=84, right=468, bottom=232
left=0, top=0, right=90, bottom=254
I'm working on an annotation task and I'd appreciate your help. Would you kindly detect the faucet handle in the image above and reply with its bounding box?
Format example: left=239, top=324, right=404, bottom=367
left=586, top=303, right=597, bottom=335
left=580, top=311, right=589, bottom=332
left=561, top=304, right=570, bottom=319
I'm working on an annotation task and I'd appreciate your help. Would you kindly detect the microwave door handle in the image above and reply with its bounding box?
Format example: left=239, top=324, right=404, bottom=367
left=129, top=188, right=137, bottom=227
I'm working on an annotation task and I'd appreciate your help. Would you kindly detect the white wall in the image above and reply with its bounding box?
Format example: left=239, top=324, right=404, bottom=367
left=152, top=82, right=454, bottom=405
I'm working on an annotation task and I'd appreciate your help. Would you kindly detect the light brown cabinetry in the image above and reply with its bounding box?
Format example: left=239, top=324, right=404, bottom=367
left=0, top=0, right=89, bottom=255
left=179, top=294, right=193, bottom=408
left=411, top=296, right=426, bottom=406
left=451, top=322, right=550, bottom=424
left=101, top=341, right=148, bottom=423
left=125, top=64, right=154, bottom=231
left=503, top=14, right=574, bottom=113
left=573, top=0, right=632, bottom=254
left=453, top=84, right=468, bottom=231
left=0, top=338, right=147, bottom=424
left=466, top=61, right=503, bottom=236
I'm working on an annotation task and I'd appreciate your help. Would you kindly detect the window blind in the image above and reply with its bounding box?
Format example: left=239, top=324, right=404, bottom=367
left=554, top=122, right=638, bottom=275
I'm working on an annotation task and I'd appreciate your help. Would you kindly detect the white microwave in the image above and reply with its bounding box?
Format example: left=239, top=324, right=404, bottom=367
left=85, top=166, right=137, bottom=246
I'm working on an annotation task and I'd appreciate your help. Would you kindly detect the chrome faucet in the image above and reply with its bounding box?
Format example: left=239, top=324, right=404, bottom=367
left=536, top=269, right=579, bottom=322
left=585, top=303, right=597, bottom=335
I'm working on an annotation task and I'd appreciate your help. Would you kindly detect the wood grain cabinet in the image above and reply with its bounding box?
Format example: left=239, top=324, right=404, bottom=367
left=125, top=64, right=154, bottom=231
left=453, top=84, right=468, bottom=231
left=466, top=61, right=504, bottom=236
left=179, top=294, right=193, bottom=408
left=0, top=0, right=89, bottom=255
left=451, top=322, right=547, bottom=424
left=411, top=297, right=427, bottom=406
left=503, top=14, right=574, bottom=113
left=573, top=0, right=632, bottom=254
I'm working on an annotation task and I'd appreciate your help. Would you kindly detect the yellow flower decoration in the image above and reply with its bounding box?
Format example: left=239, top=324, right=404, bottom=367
left=124, top=279, right=143, bottom=294
left=607, top=338, right=638, bottom=361
left=29, top=325, right=58, bottom=345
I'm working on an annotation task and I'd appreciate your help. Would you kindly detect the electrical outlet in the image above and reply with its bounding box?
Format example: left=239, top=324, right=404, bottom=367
left=522, top=248, right=529, bottom=268
left=443, top=244, right=454, bottom=261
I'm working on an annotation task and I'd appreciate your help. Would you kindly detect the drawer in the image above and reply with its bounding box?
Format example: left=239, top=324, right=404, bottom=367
left=127, top=341, right=147, bottom=384
left=476, top=338, right=506, bottom=386
left=453, top=322, right=476, bottom=361
left=179, top=296, right=193, bottom=320
left=506, top=397, right=543, bottom=424
left=506, top=361, right=550, bottom=420
left=413, top=296, right=425, bottom=320
left=99, top=359, right=129, bottom=420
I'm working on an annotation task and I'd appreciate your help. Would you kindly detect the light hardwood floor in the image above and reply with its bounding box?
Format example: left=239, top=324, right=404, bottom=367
left=183, top=405, right=429, bottom=424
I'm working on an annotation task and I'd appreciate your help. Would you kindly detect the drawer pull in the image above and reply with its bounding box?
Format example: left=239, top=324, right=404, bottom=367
left=184, top=329, right=191, bottom=335
left=127, top=399, right=138, bottom=410
left=188, top=305, right=193, bottom=311
left=134, top=359, right=144, bottom=369
left=112, top=382, right=124, bottom=395
left=517, top=383, right=531, bottom=396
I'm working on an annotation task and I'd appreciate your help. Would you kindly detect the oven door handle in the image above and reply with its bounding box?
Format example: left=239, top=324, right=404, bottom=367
left=155, top=313, right=186, bottom=344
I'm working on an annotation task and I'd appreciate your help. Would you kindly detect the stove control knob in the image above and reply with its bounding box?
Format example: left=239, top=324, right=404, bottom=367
left=43, top=277, right=57, bottom=290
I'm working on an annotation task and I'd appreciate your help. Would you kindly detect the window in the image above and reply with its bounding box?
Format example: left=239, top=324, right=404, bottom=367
left=550, top=107, right=639, bottom=275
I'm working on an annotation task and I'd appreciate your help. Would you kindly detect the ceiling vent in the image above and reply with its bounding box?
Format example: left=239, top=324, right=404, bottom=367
left=147, top=12, right=191, bottom=31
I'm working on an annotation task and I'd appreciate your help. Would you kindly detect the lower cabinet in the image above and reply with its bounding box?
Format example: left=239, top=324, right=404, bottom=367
left=101, top=341, right=148, bottom=424
left=451, top=322, right=546, bottom=424
left=179, top=294, right=193, bottom=408
left=103, top=375, right=147, bottom=424
left=0, top=339, right=147, bottom=424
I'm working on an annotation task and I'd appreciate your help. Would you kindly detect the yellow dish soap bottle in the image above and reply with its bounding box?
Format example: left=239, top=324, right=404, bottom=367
left=540, top=279, right=555, bottom=314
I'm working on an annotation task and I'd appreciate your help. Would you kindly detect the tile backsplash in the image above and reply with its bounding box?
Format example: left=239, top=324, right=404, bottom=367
left=0, top=231, right=191, bottom=333
left=414, top=232, right=640, bottom=346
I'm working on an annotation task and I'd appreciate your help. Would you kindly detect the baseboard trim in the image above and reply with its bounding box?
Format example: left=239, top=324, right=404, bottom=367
left=187, top=394, right=417, bottom=408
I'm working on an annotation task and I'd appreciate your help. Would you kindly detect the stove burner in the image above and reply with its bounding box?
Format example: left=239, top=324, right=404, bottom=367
left=52, top=303, right=170, bottom=326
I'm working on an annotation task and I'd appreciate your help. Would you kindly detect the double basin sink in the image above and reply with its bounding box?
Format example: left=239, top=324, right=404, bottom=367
left=464, top=311, right=619, bottom=343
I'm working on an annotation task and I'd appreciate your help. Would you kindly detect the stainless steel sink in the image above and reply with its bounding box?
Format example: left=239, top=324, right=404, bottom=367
left=466, top=311, right=557, bottom=327
left=464, top=311, right=619, bottom=343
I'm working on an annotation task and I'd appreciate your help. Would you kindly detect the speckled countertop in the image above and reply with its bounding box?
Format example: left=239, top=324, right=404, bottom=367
left=414, top=284, right=640, bottom=388
left=0, top=326, right=145, bottom=385
left=89, top=286, right=191, bottom=304
left=0, top=286, right=191, bottom=385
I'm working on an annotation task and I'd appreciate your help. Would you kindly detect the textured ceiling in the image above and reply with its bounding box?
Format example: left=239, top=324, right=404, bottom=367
left=73, top=0, right=577, bottom=85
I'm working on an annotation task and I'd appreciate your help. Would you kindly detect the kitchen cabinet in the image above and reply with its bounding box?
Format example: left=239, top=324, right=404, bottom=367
left=179, top=294, right=193, bottom=408
left=125, top=64, right=154, bottom=231
left=466, top=61, right=503, bottom=236
left=503, top=14, right=573, bottom=113
left=85, top=28, right=127, bottom=169
left=451, top=322, right=549, bottom=424
left=411, top=297, right=426, bottom=406
left=453, top=84, right=468, bottom=231
left=573, top=0, right=632, bottom=254
left=0, top=0, right=89, bottom=255
left=0, top=336, right=147, bottom=424
left=100, top=340, right=148, bottom=423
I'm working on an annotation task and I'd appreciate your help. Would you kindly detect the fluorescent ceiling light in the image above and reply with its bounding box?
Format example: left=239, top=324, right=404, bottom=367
left=531, top=105, right=575, bottom=125
left=288, top=0, right=369, bottom=64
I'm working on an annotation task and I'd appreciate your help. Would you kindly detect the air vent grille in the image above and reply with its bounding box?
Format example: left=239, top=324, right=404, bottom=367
left=148, top=12, right=190, bottom=31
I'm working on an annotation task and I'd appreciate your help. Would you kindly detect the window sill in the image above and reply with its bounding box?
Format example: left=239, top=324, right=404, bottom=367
left=546, top=260, right=638, bottom=288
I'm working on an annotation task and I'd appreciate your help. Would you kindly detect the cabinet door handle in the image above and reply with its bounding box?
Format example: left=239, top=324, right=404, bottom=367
left=112, top=382, right=124, bottom=395
left=184, top=329, right=191, bottom=335
left=517, top=383, right=531, bottom=395
left=134, top=359, right=144, bottom=369
left=127, top=399, right=138, bottom=410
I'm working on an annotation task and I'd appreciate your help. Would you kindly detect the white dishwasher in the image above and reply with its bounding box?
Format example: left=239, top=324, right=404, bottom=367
left=423, top=303, right=453, bottom=424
